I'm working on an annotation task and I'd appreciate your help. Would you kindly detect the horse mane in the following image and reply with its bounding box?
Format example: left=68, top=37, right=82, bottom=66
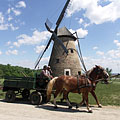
left=86, top=67, right=95, bottom=77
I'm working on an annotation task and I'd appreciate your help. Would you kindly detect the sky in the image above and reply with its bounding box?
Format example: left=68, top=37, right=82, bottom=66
left=0, top=0, right=120, bottom=73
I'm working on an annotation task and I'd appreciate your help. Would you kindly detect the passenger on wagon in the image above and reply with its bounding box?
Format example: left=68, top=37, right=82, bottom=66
left=39, top=65, right=51, bottom=81
left=47, top=66, right=53, bottom=79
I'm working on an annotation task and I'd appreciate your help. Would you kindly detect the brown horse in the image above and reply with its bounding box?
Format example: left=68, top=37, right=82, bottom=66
left=46, top=65, right=109, bottom=113
left=61, top=65, right=109, bottom=108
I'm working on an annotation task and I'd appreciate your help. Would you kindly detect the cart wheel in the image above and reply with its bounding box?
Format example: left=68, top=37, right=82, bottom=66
left=30, top=91, right=42, bottom=105
left=5, top=90, right=16, bottom=102
left=22, top=89, right=30, bottom=99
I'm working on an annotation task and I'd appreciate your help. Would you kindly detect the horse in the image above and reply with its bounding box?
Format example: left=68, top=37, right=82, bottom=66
left=46, top=65, right=109, bottom=113
left=61, top=65, right=109, bottom=108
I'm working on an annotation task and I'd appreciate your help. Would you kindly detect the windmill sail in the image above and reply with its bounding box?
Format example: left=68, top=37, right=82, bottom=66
left=56, top=0, right=71, bottom=28
left=45, top=21, right=68, bottom=54
left=34, top=0, right=71, bottom=69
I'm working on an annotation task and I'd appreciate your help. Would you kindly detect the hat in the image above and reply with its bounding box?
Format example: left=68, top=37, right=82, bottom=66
left=43, top=65, right=47, bottom=69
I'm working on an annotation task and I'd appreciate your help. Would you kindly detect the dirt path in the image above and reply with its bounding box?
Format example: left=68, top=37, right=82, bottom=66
left=0, top=100, right=120, bottom=120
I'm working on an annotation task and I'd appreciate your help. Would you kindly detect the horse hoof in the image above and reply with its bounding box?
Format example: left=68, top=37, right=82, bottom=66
left=54, top=106, right=58, bottom=109
left=98, top=104, right=102, bottom=108
left=88, top=110, right=93, bottom=113
left=76, top=104, right=79, bottom=109
left=68, top=106, right=72, bottom=109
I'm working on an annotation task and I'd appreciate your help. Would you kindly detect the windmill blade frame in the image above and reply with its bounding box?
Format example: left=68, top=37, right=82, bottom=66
left=34, top=0, right=71, bottom=69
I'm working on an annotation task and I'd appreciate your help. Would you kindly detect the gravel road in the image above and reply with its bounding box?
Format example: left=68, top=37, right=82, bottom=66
left=0, top=100, right=120, bottom=120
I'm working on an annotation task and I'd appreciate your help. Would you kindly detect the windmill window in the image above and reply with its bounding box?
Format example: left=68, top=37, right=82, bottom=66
left=71, top=49, right=74, bottom=53
left=66, top=71, right=69, bottom=75
left=78, top=71, right=81, bottom=75
left=64, top=69, right=71, bottom=76
left=56, top=59, right=59, bottom=63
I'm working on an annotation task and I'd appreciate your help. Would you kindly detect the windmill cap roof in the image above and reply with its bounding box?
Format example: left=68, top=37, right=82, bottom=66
left=57, top=27, right=76, bottom=40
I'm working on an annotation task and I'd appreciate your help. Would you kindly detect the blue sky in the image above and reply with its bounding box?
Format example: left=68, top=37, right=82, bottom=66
left=0, top=0, right=120, bottom=73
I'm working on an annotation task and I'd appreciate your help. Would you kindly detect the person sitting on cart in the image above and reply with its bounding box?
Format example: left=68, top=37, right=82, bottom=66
left=47, top=66, right=53, bottom=79
left=39, top=65, right=51, bottom=82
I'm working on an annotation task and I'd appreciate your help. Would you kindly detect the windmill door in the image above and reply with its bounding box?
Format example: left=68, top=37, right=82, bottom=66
left=64, top=69, right=71, bottom=76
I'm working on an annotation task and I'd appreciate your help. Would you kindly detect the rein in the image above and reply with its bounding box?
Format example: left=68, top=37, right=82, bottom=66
left=77, top=75, right=95, bottom=93
left=94, top=74, right=120, bottom=83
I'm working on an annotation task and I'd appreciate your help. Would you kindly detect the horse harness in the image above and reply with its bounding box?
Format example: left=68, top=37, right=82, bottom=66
left=77, top=75, right=95, bottom=94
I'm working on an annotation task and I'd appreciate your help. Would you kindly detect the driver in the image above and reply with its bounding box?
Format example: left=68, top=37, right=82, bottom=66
left=39, top=65, right=51, bottom=82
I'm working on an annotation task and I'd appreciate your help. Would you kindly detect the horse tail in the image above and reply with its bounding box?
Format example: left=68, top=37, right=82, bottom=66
left=47, top=77, right=58, bottom=101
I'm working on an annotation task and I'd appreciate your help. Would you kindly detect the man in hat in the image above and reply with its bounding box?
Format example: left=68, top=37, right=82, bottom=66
left=39, top=65, right=51, bottom=81
left=47, top=66, right=53, bottom=79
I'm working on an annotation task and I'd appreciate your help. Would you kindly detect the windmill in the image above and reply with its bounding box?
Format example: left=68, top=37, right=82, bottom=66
left=35, top=0, right=82, bottom=77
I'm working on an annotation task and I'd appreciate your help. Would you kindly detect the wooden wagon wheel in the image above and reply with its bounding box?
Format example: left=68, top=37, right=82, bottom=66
left=5, top=90, right=16, bottom=102
left=30, top=91, right=42, bottom=105
left=22, top=89, right=30, bottom=99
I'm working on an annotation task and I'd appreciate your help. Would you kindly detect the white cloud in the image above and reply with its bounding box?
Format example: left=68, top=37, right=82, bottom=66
left=6, top=41, right=11, bottom=46
left=8, top=15, right=13, bottom=21
left=16, top=1, right=26, bottom=8
left=96, top=51, right=104, bottom=56
left=107, top=49, right=120, bottom=58
left=0, top=1, right=25, bottom=31
left=67, top=0, right=120, bottom=24
left=107, top=40, right=120, bottom=59
left=116, top=32, right=120, bottom=36
left=0, top=23, right=19, bottom=31
left=7, top=8, right=11, bottom=14
left=9, top=24, right=19, bottom=31
left=0, top=12, right=4, bottom=24
left=0, top=24, right=9, bottom=30
left=6, top=49, right=18, bottom=55
left=70, top=28, right=88, bottom=38
left=12, top=8, right=21, bottom=16
left=84, top=56, right=120, bottom=73
left=0, top=50, right=2, bottom=55
left=35, top=45, right=46, bottom=54
left=76, top=28, right=88, bottom=38
left=13, top=30, right=51, bottom=47
left=93, top=46, right=98, bottom=50
left=114, top=40, right=120, bottom=47
left=0, top=13, right=8, bottom=30
left=9, top=46, right=13, bottom=49
left=79, top=18, right=84, bottom=24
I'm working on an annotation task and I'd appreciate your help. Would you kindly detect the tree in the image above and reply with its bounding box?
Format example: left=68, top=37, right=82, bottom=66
left=106, top=68, right=112, bottom=76
left=0, top=69, right=3, bottom=76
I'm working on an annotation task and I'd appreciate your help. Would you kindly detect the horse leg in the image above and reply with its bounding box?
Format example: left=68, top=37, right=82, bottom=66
left=53, top=89, right=61, bottom=108
left=83, top=92, right=92, bottom=113
left=61, top=89, right=70, bottom=103
left=76, top=94, right=85, bottom=109
left=60, top=89, right=66, bottom=102
left=63, top=91, right=72, bottom=109
left=90, top=90, right=102, bottom=108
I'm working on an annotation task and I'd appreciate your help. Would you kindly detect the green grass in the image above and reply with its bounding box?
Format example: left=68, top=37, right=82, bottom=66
left=0, top=90, right=5, bottom=99
left=0, top=78, right=4, bottom=85
left=0, top=78, right=5, bottom=99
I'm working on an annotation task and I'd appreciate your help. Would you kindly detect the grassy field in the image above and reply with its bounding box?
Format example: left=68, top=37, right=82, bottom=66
left=0, top=78, right=120, bottom=106
left=0, top=78, right=5, bottom=99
